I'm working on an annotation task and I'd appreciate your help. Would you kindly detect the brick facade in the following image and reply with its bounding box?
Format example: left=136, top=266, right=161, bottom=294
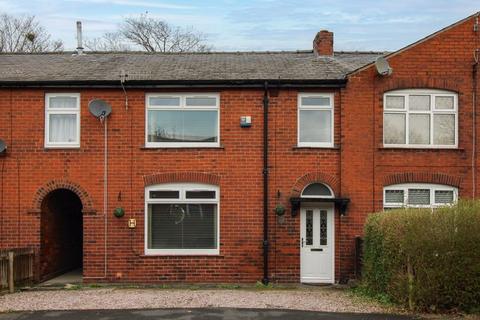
left=0, top=14, right=479, bottom=283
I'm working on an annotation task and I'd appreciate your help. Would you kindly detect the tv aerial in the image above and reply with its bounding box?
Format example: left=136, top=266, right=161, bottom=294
left=375, top=56, right=393, bottom=76
left=88, top=99, right=112, bottom=123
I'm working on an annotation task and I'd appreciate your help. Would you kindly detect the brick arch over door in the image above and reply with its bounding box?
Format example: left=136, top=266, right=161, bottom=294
left=383, top=172, right=462, bottom=187
left=290, top=172, right=340, bottom=198
left=32, top=179, right=95, bottom=213
left=143, top=172, right=221, bottom=187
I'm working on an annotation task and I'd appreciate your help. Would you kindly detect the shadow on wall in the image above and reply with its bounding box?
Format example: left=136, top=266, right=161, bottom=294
left=40, top=189, right=83, bottom=281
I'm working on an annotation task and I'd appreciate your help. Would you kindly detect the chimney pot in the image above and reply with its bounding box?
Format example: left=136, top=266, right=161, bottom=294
left=76, top=21, right=84, bottom=55
left=313, top=30, right=334, bottom=56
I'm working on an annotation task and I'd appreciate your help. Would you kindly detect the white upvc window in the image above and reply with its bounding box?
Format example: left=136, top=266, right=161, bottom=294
left=383, top=183, right=458, bottom=209
left=383, top=89, right=458, bottom=148
left=45, top=93, right=81, bottom=148
left=145, top=93, right=220, bottom=148
left=145, top=183, right=220, bottom=255
left=298, top=93, right=334, bottom=147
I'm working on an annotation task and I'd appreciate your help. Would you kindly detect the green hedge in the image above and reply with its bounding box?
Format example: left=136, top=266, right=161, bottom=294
left=362, top=200, right=480, bottom=312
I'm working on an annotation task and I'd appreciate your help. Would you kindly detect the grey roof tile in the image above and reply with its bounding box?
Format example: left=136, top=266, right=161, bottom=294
left=0, top=51, right=383, bottom=83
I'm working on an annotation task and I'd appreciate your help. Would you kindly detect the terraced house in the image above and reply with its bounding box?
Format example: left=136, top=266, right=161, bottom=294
left=0, top=12, right=478, bottom=285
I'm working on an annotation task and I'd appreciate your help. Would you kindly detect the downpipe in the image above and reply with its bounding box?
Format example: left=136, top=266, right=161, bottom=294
left=262, top=82, right=270, bottom=285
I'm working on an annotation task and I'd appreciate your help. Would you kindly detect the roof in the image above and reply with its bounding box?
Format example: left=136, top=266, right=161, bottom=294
left=0, top=51, right=382, bottom=86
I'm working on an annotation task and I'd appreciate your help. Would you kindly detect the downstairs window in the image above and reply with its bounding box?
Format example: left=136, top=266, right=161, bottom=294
left=145, top=183, right=219, bottom=255
left=383, top=183, right=457, bottom=209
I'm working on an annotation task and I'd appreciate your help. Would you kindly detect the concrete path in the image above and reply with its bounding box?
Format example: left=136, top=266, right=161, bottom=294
left=0, top=308, right=414, bottom=320
left=39, top=269, right=82, bottom=287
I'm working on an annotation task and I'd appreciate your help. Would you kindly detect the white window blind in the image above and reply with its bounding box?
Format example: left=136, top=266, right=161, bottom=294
left=384, top=184, right=457, bottom=209
left=434, top=190, right=454, bottom=204
left=385, top=189, right=404, bottom=204
left=407, top=189, right=430, bottom=205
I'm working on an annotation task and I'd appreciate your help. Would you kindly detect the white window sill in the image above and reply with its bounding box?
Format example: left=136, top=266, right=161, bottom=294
left=294, top=145, right=338, bottom=150
left=381, top=144, right=459, bottom=150
left=383, top=144, right=458, bottom=149
left=141, top=145, right=224, bottom=150
left=44, top=144, right=80, bottom=149
left=296, top=143, right=335, bottom=148
left=145, top=249, right=220, bottom=256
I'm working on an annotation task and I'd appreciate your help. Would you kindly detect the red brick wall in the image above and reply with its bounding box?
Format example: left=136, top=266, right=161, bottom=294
left=339, top=15, right=479, bottom=279
left=0, top=14, right=478, bottom=283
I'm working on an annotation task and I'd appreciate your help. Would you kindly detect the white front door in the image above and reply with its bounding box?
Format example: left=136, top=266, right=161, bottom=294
left=300, top=205, right=334, bottom=283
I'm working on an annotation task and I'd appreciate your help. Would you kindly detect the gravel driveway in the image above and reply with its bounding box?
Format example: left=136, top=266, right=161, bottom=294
left=0, top=287, right=401, bottom=314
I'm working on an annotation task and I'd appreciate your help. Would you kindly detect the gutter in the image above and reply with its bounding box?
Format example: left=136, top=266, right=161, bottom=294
left=0, top=79, right=347, bottom=89
left=262, top=81, right=270, bottom=285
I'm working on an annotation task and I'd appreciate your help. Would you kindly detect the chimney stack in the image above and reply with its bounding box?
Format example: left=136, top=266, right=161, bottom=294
left=313, top=30, right=334, bottom=56
left=76, top=21, right=84, bottom=55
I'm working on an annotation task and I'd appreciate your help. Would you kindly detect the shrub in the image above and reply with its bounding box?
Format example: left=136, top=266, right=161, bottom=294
left=362, top=200, right=480, bottom=312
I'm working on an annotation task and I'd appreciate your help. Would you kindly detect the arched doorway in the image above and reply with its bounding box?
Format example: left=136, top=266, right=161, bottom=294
left=299, top=183, right=335, bottom=284
left=40, top=189, right=83, bottom=281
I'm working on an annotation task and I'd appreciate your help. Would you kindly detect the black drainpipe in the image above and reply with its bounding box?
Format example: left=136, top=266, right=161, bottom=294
left=262, top=81, right=270, bottom=285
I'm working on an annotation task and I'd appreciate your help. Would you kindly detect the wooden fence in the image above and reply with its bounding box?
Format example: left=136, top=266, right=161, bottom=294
left=0, top=247, right=35, bottom=292
left=354, top=236, right=364, bottom=278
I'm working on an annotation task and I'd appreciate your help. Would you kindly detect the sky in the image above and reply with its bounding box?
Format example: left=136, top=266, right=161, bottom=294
left=0, top=0, right=478, bottom=52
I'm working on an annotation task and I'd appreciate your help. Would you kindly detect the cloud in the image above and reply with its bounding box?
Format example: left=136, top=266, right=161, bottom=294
left=0, top=0, right=478, bottom=51
left=65, top=0, right=195, bottom=10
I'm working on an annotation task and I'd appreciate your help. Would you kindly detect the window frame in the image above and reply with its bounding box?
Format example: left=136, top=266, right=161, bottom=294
left=44, top=93, right=81, bottom=148
left=145, top=93, right=220, bottom=148
left=383, top=89, right=458, bottom=149
left=383, top=183, right=458, bottom=209
left=301, top=183, right=335, bottom=199
left=297, top=93, right=334, bottom=148
left=144, top=183, right=220, bottom=255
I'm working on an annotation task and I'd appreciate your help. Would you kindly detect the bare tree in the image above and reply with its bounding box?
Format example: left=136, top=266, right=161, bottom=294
left=0, top=13, right=64, bottom=53
left=84, top=32, right=131, bottom=51
left=119, top=14, right=212, bottom=52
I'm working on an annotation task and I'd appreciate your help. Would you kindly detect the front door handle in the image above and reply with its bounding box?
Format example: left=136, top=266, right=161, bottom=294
left=301, top=237, right=304, bottom=247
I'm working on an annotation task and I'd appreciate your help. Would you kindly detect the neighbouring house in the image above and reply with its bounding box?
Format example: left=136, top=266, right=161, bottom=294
left=0, top=12, right=478, bottom=284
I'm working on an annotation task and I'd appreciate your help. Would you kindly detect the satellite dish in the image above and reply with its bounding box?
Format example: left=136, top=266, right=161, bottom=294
left=88, top=99, right=112, bottom=120
left=0, top=139, right=6, bottom=154
left=375, top=56, right=393, bottom=76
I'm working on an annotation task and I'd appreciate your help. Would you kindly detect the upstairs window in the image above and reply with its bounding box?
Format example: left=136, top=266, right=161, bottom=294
left=45, top=93, right=80, bottom=148
left=384, top=183, right=457, bottom=209
left=145, top=183, right=219, bottom=255
left=383, top=89, right=457, bottom=148
left=146, top=94, right=219, bottom=148
left=298, top=93, right=334, bottom=147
